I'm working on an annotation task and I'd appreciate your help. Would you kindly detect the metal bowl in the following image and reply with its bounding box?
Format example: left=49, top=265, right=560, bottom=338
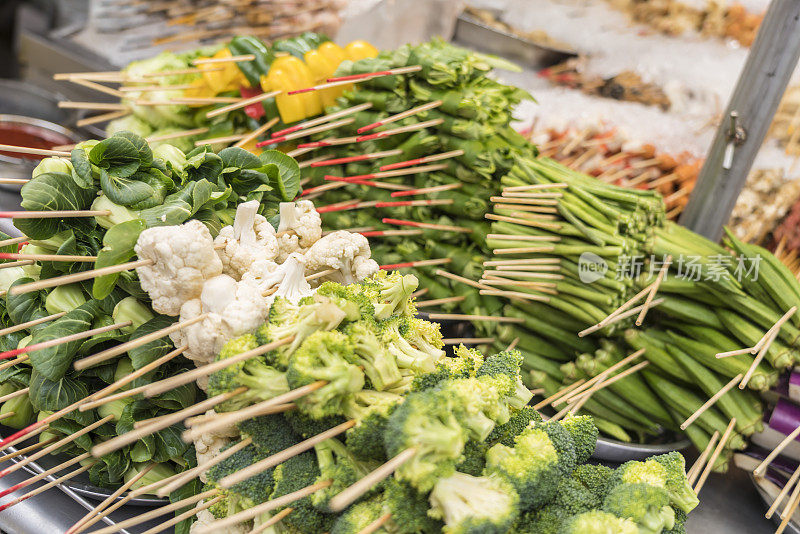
left=594, top=433, right=692, bottom=462
left=750, top=472, right=800, bottom=534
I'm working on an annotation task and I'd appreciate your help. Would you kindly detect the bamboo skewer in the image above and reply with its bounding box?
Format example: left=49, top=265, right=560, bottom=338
left=354, top=119, right=444, bottom=143
left=767, top=464, right=800, bottom=519
left=0, top=179, right=29, bottom=186
left=415, top=296, right=467, bottom=308
left=0, top=321, right=131, bottom=361
left=479, top=289, right=550, bottom=302
left=59, top=102, right=129, bottom=111
left=182, top=403, right=294, bottom=444
left=221, top=421, right=357, bottom=488
left=272, top=103, right=374, bottom=137
left=195, top=482, right=330, bottom=533
left=0, top=210, right=109, bottom=220
left=76, top=110, right=130, bottom=128
left=754, top=424, right=800, bottom=477
left=357, top=512, right=393, bottom=534
left=687, top=431, right=720, bottom=485
left=681, top=374, right=743, bottom=430
left=0, top=236, right=28, bottom=248
left=90, top=489, right=219, bottom=534
left=9, top=258, right=152, bottom=295
left=0, top=412, right=16, bottom=422
left=0, top=144, right=70, bottom=157
left=532, top=380, right=586, bottom=410
left=0, top=415, right=114, bottom=479
left=635, top=256, right=671, bottom=325
left=91, top=388, right=247, bottom=458
left=693, top=418, right=737, bottom=494
left=777, top=485, right=800, bottom=533
left=193, top=54, right=256, bottom=65
left=0, top=423, right=49, bottom=453
left=578, top=284, right=655, bottom=336
left=434, top=269, right=493, bottom=291
left=309, top=149, right=403, bottom=168
left=381, top=218, right=472, bottom=234
left=325, top=163, right=448, bottom=183
left=74, top=314, right=207, bottom=370
left=328, top=448, right=417, bottom=512
left=0, top=387, right=28, bottom=404
left=234, top=117, right=280, bottom=148
left=206, top=90, right=281, bottom=118
left=142, top=336, right=296, bottom=397
left=559, top=349, right=646, bottom=405
left=157, top=438, right=254, bottom=497
left=142, top=496, right=222, bottom=534
left=568, top=361, right=651, bottom=403
left=441, top=337, right=495, bottom=345
left=249, top=507, right=293, bottom=534
left=146, top=127, right=210, bottom=143
left=0, top=252, right=97, bottom=262
left=0, top=452, right=91, bottom=499
left=357, top=100, right=443, bottom=133
left=390, top=182, right=463, bottom=198
left=379, top=149, right=464, bottom=171
left=0, top=462, right=94, bottom=512
left=379, top=258, right=451, bottom=270
left=260, top=118, right=357, bottom=146
left=425, top=313, right=524, bottom=324
left=69, top=78, right=125, bottom=98
left=741, top=306, right=796, bottom=389
left=0, top=437, right=57, bottom=465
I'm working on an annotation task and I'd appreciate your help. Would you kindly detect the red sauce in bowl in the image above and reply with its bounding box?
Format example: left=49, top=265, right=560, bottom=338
left=0, top=122, right=72, bottom=161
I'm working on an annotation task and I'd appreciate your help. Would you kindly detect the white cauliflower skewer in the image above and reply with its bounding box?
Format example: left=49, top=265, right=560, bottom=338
left=276, top=200, right=322, bottom=262
left=214, top=200, right=279, bottom=280
left=304, top=230, right=379, bottom=286
left=169, top=274, right=269, bottom=366
left=192, top=410, right=239, bottom=484
left=135, top=220, right=223, bottom=316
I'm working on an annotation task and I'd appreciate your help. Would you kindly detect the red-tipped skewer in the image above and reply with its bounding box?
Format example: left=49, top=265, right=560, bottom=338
left=355, top=119, right=443, bottom=143
left=271, top=102, right=373, bottom=137
left=382, top=218, right=473, bottom=233
left=379, top=149, right=464, bottom=171
left=390, top=183, right=463, bottom=198
left=309, top=149, right=402, bottom=167
left=325, top=65, right=422, bottom=83
left=379, top=258, right=452, bottom=270
left=323, top=163, right=447, bottom=183
left=357, top=100, right=442, bottom=133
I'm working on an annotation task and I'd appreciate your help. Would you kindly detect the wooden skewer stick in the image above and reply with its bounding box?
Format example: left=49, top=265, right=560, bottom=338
left=0, top=236, right=28, bottom=247
left=442, top=337, right=494, bottom=345
left=503, top=183, right=568, bottom=192
left=325, top=65, right=422, bottom=84
left=0, top=210, right=109, bottom=220
left=249, top=507, right=294, bottom=534
left=194, top=481, right=331, bottom=533
left=141, top=496, right=222, bottom=534
left=328, top=448, right=417, bottom=512
left=76, top=110, right=130, bottom=128
left=0, top=452, right=91, bottom=499
left=90, top=489, right=219, bottom=534
left=754, top=306, right=797, bottom=354
left=425, top=313, right=524, bottom=324
left=379, top=149, right=463, bottom=171
left=479, top=289, right=550, bottom=302
left=434, top=269, right=493, bottom=291
left=390, top=182, right=462, bottom=198
left=359, top=229, right=424, bottom=238
left=82, top=346, right=187, bottom=408
left=409, top=288, right=429, bottom=299
left=687, top=431, right=720, bottom=484
left=578, top=284, right=655, bottom=336
left=68, top=78, right=125, bottom=98
left=0, top=144, right=69, bottom=157
left=157, top=439, right=254, bottom=497
left=119, top=84, right=197, bottom=92
left=309, top=149, right=403, bottom=168
left=206, top=90, right=281, bottom=119
left=146, top=127, right=210, bottom=143
left=234, top=117, right=280, bottom=148
left=0, top=252, right=96, bottom=262
left=356, top=512, right=393, bottom=534
left=0, top=462, right=94, bottom=512
left=483, top=258, right=561, bottom=266
left=0, top=415, right=114, bottom=479
left=221, top=421, right=357, bottom=488
left=0, top=422, right=48, bottom=453
left=379, top=258, right=451, bottom=270
left=532, top=380, right=586, bottom=410
left=693, top=418, right=737, bottom=494
left=0, top=179, right=29, bottom=186
left=323, top=178, right=412, bottom=191
left=142, top=336, right=295, bottom=397
left=681, top=374, right=743, bottom=430
left=324, top=163, right=448, bottom=183
left=74, top=314, right=207, bottom=370
left=259, top=117, right=356, bottom=146
left=569, top=362, right=651, bottom=403
left=9, top=258, right=145, bottom=295
left=766, top=464, right=800, bottom=518
left=740, top=308, right=797, bottom=389
left=272, top=103, right=373, bottom=137
left=777, top=484, right=800, bottom=533
left=506, top=338, right=520, bottom=350
left=0, top=387, right=28, bottom=404
left=58, top=102, right=129, bottom=111
left=182, top=403, right=295, bottom=444
left=0, top=321, right=131, bottom=361
left=550, top=376, right=601, bottom=422
left=715, top=346, right=757, bottom=359
left=636, top=256, right=671, bottom=325
left=481, top=270, right=563, bottom=280
left=559, top=349, right=646, bottom=405
left=416, top=296, right=467, bottom=308
left=355, top=119, right=444, bottom=143
left=381, top=218, right=472, bottom=234
left=357, top=100, right=443, bottom=133
left=193, top=54, right=256, bottom=65
left=91, top=388, right=247, bottom=458
left=485, top=213, right=561, bottom=231
left=754, top=423, right=800, bottom=477
left=0, top=412, right=16, bottom=422
left=0, top=437, right=58, bottom=465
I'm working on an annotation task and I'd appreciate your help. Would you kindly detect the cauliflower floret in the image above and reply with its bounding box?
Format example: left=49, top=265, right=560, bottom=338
left=193, top=409, right=239, bottom=483
left=135, top=220, right=223, bottom=316
left=240, top=259, right=282, bottom=294
left=191, top=508, right=248, bottom=534
left=276, top=200, right=322, bottom=262
left=169, top=276, right=269, bottom=364
left=267, top=253, right=314, bottom=305
left=214, top=200, right=279, bottom=280
left=303, top=230, right=379, bottom=286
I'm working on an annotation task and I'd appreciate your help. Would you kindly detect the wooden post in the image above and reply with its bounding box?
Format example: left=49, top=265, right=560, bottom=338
left=680, top=0, right=800, bottom=239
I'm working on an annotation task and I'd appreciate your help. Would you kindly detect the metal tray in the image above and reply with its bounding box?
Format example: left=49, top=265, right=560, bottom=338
left=453, top=11, right=576, bottom=69
left=750, top=472, right=800, bottom=534
left=594, top=433, right=692, bottom=462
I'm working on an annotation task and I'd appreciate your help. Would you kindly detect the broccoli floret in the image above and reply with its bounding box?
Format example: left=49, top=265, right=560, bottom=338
left=284, top=408, right=348, bottom=439
left=487, top=406, right=542, bottom=447
left=270, top=451, right=335, bottom=533
left=206, top=443, right=274, bottom=509
left=267, top=296, right=299, bottom=324
left=286, top=330, right=365, bottom=419
left=514, top=504, right=569, bottom=534
left=456, top=440, right=488, bottom=477
left=571, top=464, right=615, bottom=502
left=652, top=452, right=700, bottom=514
left=358, top=271, right=418, bottom=320
left=444, top=377, right=509, bottom=441
left=429, top=472, right=520, bottom=534
left=383, top=388, right=467, bottom=492
left=345, top=320, right=403, bottom=391
left=485, top=420, right=576, bottom=510
left=384, top=478, right=444, bottom=534
left=258, top=299, right=349, bottom=368
left=346, top=402, right=400, bottom=462
left=560, top=510, right=640, bottom=534
left=311, top=437, right=373, bottom=511
left=560, top=414, right=598, bottom=464
left=207, top=334, right=290, bottom=412
left=316, top=281, right=376, bottom=322
left=409, top=345, right=487, bottom=392
left=405, top=317, right=445, bottom=355
left=603, top=483, right=675, bottom=534
left=664, top=507, right=688, bottom=534
left=237, top=414, right=301, bottom=455
left=331, top=494, right=389, bottom=534
left=476, top=349, right=533, bottom=409
left=552, top=476, right=601, bottom=516
left=381, top=316, right=441, bottom=375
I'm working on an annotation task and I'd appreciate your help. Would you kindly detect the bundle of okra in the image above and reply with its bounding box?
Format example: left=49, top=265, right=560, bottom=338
left=491, top=156, right=800, bottom=469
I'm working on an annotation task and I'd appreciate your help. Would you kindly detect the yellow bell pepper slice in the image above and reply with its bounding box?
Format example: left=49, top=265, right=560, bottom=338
left=303, top=49, right=342, bottom=108
left=263, top=68, right=307, bottom=124
left=318, top=41, right=348, bottom=65
left=344, top=41, right=379, bottom=61
left=271, top=56, right=323, bottom=118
